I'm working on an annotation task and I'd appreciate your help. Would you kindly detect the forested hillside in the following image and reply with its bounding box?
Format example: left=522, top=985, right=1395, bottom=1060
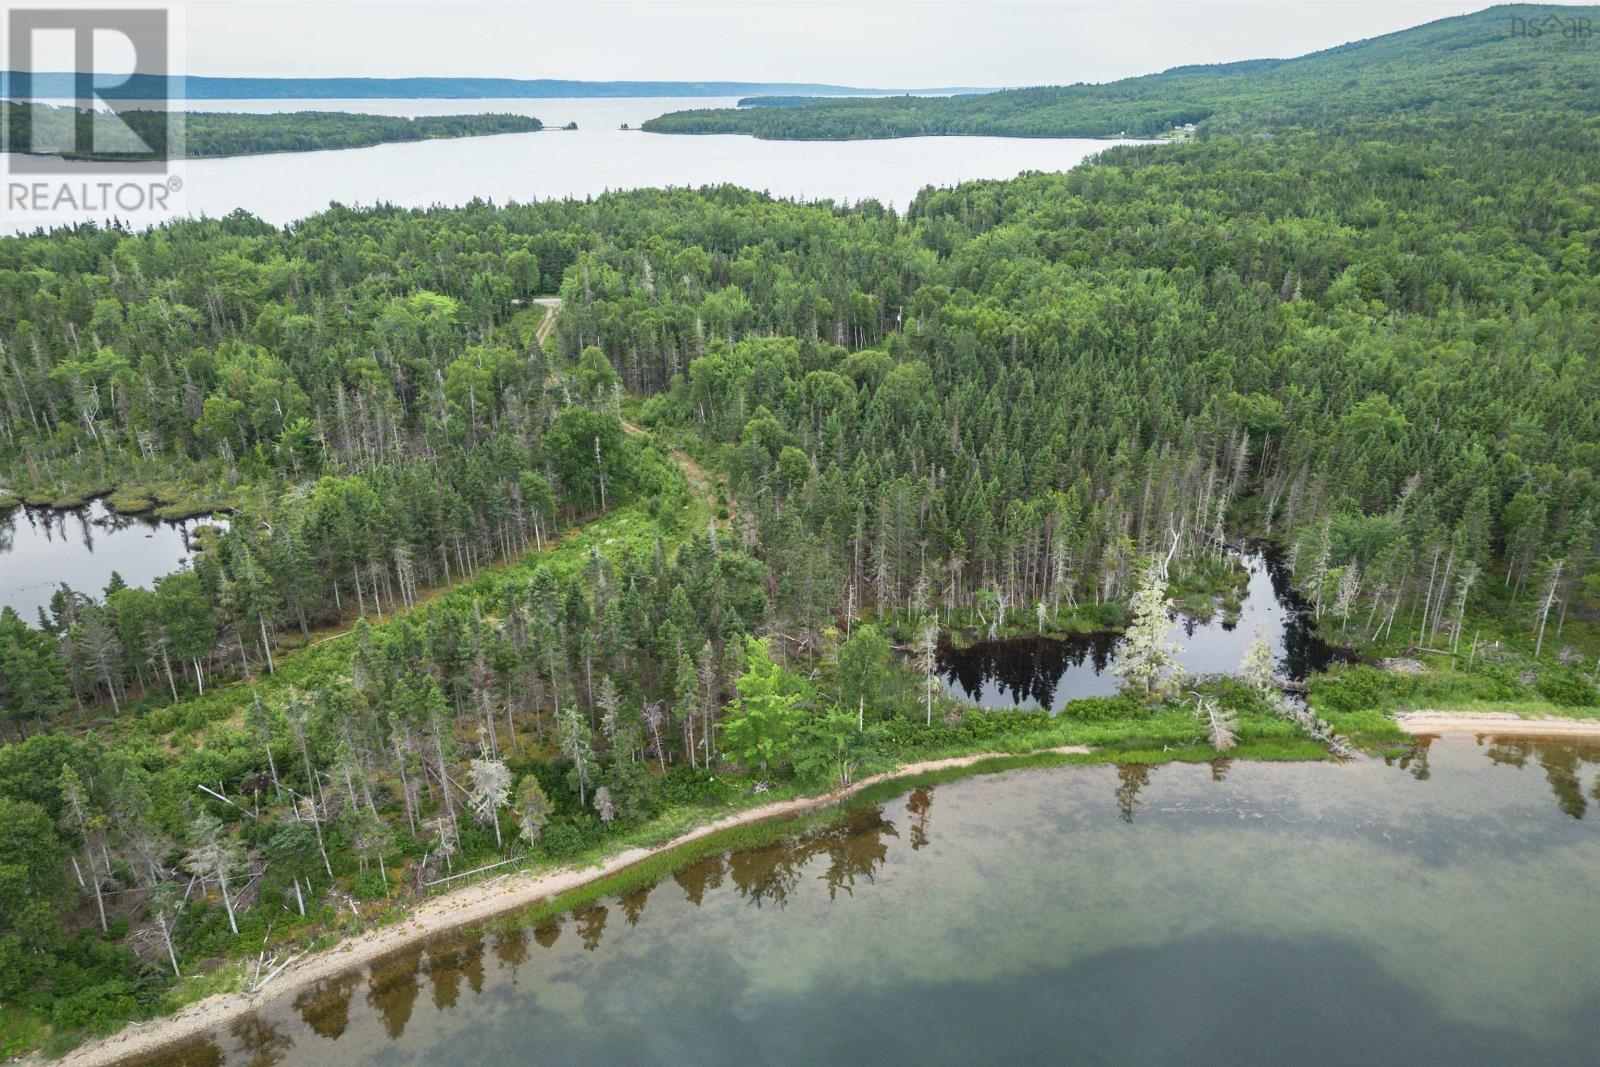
left=2, top=102, right=542, bottom=159
left=2, top=5, right=1598, bottom=1055
left=642, top=5, right=1600, bottom=138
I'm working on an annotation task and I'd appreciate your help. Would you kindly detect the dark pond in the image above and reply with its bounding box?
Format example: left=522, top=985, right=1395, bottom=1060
left=938, top=549, right=1344, bottom=712
left=0, top=500, right=220, bottom=623
left=132, top=735, right=1600, bottom=1066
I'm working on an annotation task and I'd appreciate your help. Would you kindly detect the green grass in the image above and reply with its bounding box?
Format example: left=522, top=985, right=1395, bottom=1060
left=1311, top=660, right=1600, bottom=745
left=102, top=486, right=156, bottom=513
left=0, top=1005, right=48, bottom=1059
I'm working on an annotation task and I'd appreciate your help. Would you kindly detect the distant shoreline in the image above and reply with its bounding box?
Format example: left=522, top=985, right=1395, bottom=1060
left=0, top=73, right=997, bottom=101
left=7, top=126, right=553, bottom=164
left=2, top=104, right=544, bottom=162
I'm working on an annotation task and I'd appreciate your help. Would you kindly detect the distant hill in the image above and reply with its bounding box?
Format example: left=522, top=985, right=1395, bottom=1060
left=0, top=74, right=992, bottom=100
left=642, top=4, right=1600, bottom=138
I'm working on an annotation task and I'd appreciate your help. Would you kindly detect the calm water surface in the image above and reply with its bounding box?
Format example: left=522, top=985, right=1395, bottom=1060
left=939, top=549, right=1343, bottom=711
left=2, top=97, right=1137, bottom=231
left=135, top=736, right=1600, bottom=1066
left=0, top=501, right=217, bottom=622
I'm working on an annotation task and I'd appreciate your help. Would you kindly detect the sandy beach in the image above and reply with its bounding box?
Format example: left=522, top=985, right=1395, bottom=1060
left=1395, top=711, right=1600, bottom=738
left=55, top=745, right=1089, bottom=1067
left=53, top=714, right=1600, bottom=1064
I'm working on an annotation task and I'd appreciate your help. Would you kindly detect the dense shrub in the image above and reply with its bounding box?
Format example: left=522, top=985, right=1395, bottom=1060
left=1060, top=695, right=1149, bottom=722
left=1536, top=669, right=1600, bottom=708
left=1311, top=665, right=1410, bottom=714
left=540, top=815, right=607, bottom=858
left=49, top=982, right=142, bottom=1033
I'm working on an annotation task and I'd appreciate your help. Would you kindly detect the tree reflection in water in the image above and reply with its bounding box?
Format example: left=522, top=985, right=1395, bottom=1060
left=1393, top=736, right=1433, bottom=781
left=727, top=839, right=807, bottom=909
left=716, top=807, right=903, bottom=908
left=936, top=549, right=1348, bottom=713
left=673, top=854, right=725, bottom=905
left=229, top=1011, right=290, bottom=1067
left=1409, top=735, right=1600, bottom=819
left=426, top=932, right=488, bottom=1011
left=813, top=809, right=899, bottom=900
left=576, top=904, right=609, bottom=950
left=292, top=972, right=360, bottom=1040
left=938, top=632, right=1118, bottom=711
left=906, top=787, right=934, bottom=851
left=255, top=806, right=905, bottom=1052
left=365, top=944, right=423, bottom=1040
left=1485, top=738, right=1600, bottom=820
left=122, top=1037, right=224, bottom=1067
left=492, top=925, right=529, bottom=985
left=1537, top=746, right=1590, bottom=820
left=1115, top=763, right=1151, bottom=823
left=532, top=917, right=562, bottom=949
left=620, top=885, right=651, bottom=926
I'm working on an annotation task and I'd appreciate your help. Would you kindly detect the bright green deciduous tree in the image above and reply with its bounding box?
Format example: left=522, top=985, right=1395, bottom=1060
left=836, top=623, right=892, bottom=729
left=793, top=707, right=884, bottom=789
left=718, top=637, right=805, bottom=775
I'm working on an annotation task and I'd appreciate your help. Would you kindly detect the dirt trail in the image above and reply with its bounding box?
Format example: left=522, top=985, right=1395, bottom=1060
left=57, top=745, right=1088, bottom=1067
left=619, top=414, right=729, bottom=525
left=531, top=296, right=561, bottom=348
left=530, top=295, right=723, bottom=521
left=1395, top=711, right=1600, bottom=737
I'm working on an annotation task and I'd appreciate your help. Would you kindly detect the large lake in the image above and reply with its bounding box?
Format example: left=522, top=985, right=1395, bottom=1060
left=131, top=735, right=1600, bottom=1065
left=2, top=97, right=1136, bottom=231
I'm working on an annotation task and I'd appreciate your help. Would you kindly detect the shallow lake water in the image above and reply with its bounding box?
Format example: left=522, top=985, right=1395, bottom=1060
left=132, top=735, right=1600, bottom=1066
left=938, top=549, right=1344, bottom=712
left=0, top=500, right=217, bottom=622
left=2, top=97, right=1138, bottom=231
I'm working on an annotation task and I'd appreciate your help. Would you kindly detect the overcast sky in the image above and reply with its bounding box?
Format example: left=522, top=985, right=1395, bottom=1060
left=167, top=1, right=1492, bottom=84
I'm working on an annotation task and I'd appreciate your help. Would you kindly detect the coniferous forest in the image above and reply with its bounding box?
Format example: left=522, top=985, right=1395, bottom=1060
left=0, top=3, right=1597, bottom=1054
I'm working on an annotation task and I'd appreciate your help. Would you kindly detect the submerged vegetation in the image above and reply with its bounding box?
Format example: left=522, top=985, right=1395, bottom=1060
left=1, top=1, right=1599, bottom=1055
